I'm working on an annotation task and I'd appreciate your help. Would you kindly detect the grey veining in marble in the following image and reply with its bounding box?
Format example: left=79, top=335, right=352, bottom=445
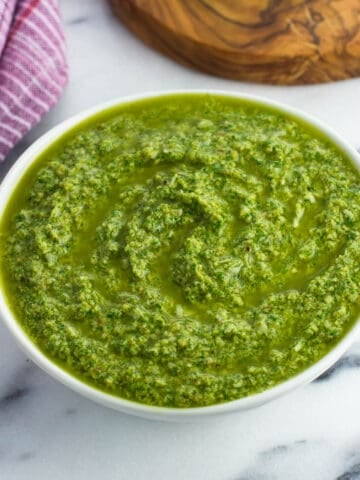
left=315, top=354, right=360, bottom=382
left=1, top=1, right=360, bottom=479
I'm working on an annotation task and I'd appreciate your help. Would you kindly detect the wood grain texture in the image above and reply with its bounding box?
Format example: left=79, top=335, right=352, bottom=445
left=110, top=0, right=360, bottom=85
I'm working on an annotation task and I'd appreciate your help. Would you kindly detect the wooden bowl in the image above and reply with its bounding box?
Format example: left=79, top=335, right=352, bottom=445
left=110, top=0, right=360, bottom=85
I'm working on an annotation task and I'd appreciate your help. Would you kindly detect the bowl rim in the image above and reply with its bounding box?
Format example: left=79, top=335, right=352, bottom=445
left=1, top=89, right=360, bottom=420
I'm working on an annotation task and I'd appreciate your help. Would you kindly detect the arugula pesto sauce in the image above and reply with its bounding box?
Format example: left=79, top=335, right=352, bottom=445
left=1, top=94, right=360, bottom=408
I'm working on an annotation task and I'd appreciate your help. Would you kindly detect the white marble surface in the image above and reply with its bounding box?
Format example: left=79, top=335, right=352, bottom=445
left=1, top=1, right=360, bottom=479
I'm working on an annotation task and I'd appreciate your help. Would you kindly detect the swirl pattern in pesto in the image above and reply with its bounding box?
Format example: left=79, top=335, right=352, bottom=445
left=1, top=94, right=360, bottom=408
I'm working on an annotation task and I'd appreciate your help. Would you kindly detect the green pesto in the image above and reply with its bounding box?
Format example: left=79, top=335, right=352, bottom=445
left=1, top=94, right=360, bottom=408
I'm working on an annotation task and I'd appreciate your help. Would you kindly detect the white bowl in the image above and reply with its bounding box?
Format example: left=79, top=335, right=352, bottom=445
left=1, top=90, right=360, bottom=422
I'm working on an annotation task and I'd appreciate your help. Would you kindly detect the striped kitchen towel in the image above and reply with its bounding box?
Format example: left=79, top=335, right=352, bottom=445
left=0, top=0, right=68, bottom=161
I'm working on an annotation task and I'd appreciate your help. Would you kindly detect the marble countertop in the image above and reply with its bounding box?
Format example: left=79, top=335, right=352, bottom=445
left=1, top=1, right=360, bottom=479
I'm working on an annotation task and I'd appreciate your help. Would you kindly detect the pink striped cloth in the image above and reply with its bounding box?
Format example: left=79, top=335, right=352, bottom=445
left=0, top=0, right=68, bottom=161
